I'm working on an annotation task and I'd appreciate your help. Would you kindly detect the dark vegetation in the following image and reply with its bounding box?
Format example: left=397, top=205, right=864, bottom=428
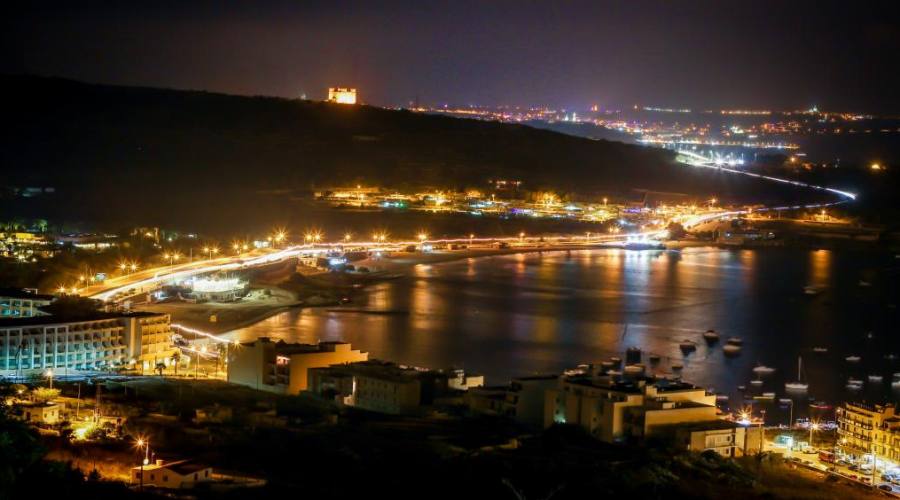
left=0, top=75, right=812, bottom=232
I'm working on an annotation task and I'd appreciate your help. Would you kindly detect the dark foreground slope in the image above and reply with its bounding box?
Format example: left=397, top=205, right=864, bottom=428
left=0, top=75, right=809, bottom=229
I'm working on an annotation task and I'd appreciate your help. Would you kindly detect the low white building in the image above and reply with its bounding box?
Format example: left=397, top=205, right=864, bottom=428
left=131, top=459, right=213, bottom=489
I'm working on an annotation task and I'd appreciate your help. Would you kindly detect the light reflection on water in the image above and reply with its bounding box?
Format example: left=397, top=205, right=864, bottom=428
left=227, top=247, right=900, bottom=420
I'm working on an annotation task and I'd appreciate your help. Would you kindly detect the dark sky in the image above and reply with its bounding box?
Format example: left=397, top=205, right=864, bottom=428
left=3, top=1, right=899, bottom=112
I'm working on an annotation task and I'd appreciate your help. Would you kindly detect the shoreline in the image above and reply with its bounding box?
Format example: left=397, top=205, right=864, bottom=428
left=146, top=241, right=714, bottom=336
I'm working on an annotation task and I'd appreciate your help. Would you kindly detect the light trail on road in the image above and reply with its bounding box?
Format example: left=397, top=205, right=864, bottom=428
left=86, top=154, right=857, bottom=303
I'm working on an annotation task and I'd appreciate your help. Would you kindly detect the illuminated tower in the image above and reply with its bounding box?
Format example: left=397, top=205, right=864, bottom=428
left=327, top=87, right=358, bottom=104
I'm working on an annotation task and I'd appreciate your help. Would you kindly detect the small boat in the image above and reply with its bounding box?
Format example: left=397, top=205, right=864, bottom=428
left=754, top=392, right=775, bottom=400
left=812, top=346, right=828, bottom=353
left=892, top=373, right=900, bottom=387
left=610, top=357, right=622, bottom=367
left=607, top=369, right=623, bottom=377
left=726, top=337, right=743, bottom=345
left=868, top=374, right=884, bottom=383
left=648, top=353, right=661, bottom=363
left=809, top=401, right=832, bottom=410
left=703, top=329, right=720, bottom=342
left=723, top=344, right=742, bottom=356
left=753, top=364, right=776, bottom=375
left=845, top=355, right=861, bottom=363
left=737, top=385, right=747, bottom=391
left=679, top=340, right=697, bottom=352
left=785, top=356, right=809, bottom=391
left=847, top=377, right=864, bottom=385
left=804, top=285, right=822, bottom=295
left=859, top=280, right=871, bottom=287
left=846, top=380, right=863, bottom=390
left=750, top=379, right=764, bottom=386
left=671, top=363, right=683, bottom=371
left=779, top=398, right=793, bottom=405
left=885, top=354, right=898, bottom=361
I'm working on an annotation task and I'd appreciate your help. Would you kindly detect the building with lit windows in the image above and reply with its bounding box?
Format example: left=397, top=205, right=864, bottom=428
left=327, top=87, right=357, bottom=104
left=0, top=288, right=54, bottom=318
left=0, top=312, right=177, bottom=375
left=837, top=402, right=900, bottom=463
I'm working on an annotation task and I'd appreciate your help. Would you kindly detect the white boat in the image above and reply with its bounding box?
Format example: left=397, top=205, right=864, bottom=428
left=737, top=385, right=746, bottom=391
left=892, top=373, right=900, bottom=387
left=758, top=392, right=776, bottom=400
left=859, top=280, right=871, bottom=287
left=848, top=377, right=864, bottom=385
left=868, top=375, right=884, bottom=383
left=846, top=355, right=862, bottom=363
left=812, top=347, right=828, bottom=353
left=703, top=329, right=720, bottom=342
left=723, top=344, right=742, bottom=356
left=804, top=285, right=822, bottom=295
left=750, top=379, right=764, bottom=386
left=753, top=364, right=776, bottom=375
left=726, top=337, right=743, bottom=345
left=778, top=398, right=793, bottom=405
left=785, top=356, right=809, bottom=392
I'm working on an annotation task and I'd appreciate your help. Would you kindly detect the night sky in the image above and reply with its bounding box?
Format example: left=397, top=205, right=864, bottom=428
left=3, top=1, right=899, bottom=112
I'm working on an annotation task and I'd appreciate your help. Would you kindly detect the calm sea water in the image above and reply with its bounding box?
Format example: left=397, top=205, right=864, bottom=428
left=227, top=247, right=900, bottom=421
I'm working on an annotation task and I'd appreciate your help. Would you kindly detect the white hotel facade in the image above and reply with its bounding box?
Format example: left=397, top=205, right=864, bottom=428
left=1, top=312, right=177, bottom=375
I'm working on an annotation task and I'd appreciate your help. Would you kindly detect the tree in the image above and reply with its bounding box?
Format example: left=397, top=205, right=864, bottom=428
left=31, top=388, right=60, bottom=403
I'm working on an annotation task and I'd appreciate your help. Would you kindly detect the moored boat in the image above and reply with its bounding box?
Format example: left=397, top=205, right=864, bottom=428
left=785, top=356, right=809, bottom=392
left=703, top=329, right=720, bottom=342
left=753, top=364, right=775, bottom=375
left=845, top=355, right=861, bottom=363
left=723, top=344, right=742, bottom=356
left=679, top=340, right=697, bottom=352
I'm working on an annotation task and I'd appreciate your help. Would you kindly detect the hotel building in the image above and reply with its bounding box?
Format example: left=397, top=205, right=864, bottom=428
left=0, top=312, right=177, bottom=375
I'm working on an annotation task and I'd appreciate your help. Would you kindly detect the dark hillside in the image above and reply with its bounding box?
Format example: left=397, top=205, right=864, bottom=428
left=0, top=75, right=811, bottom=230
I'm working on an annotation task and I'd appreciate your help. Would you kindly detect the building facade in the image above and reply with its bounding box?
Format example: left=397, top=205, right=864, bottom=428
left=837, top=402, right=900, bottom=463
left=543, top=374, right=738, bottom=451
left=327, top=87, right=357, bottom=104
left=0, top=288, right=54, bottom=318
left=467, top=375, right=559, bottom=427
left=131, top=460, right=213, bottom=489
left=227, top=338, right=368, bottom=394
left=0, top=312, right=176, bottom=375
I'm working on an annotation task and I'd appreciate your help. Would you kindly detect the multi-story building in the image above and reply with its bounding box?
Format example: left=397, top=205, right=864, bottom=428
left=0, top=312, right=176, bottom=375
left=467, top=375, right=559, bottom=427
left=837, top=402, right=900, bottom=462
left=227, top=337, right=368, bottom=394
left=543, top=373, right=746, bottom=456
left=0, top=288, right=54, bottom=318
left=308, top=360, right=482, bottom=415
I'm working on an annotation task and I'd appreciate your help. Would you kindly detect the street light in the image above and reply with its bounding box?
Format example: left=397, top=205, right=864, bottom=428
left=809, top=421, right=819, bottom=447
left=136, top=437, right=150, bottom=491
left=45, top=368, right=53, bottom=389
left=344, top=233, right=352, bottom=242
left=417, top=232, right=428, bottom=242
